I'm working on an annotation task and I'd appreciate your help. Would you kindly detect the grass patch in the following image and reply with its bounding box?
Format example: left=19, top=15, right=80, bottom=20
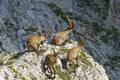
left=8, top=66, right=26, bottom=80
left=0, top=55, right=5, bottom=65
left=67, top=39, right=73, bottom=44
left=31, top=76, right=37, bottom=80
left=19, top=65, right=25, bottom=69
left=56, top=66, right=71, bottom=80
left=4, top=60, right=14, bottom=65
left=78, top=52, right=92, bottom=67
left=4, top=72, right=9, bottom=80
left=23, top=59, right=31, bottom=65
left=9, top=55, right=16, bottom=60
left=9, top=52, right=21, bottom=60
left=61, top=48, right=70, bottom=53
left=36, top=49, right=47, bottom=56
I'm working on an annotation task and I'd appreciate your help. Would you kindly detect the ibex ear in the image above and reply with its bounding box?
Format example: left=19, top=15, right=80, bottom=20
left=37, top=23, right=43, bottom=35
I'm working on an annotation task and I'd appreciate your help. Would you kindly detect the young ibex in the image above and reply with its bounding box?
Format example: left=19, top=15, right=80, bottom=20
left=27, top=25, right=52, bottom=53
left=66, top=35, right=86, bottom=72
left=53, top=15, right=74, bottom=45
left=43, top=48, right=60, bottom=79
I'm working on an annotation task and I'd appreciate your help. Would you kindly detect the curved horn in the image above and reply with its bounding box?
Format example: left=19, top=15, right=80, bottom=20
left=79, top=35, right=86, bottom=47
left=66, top=15, right=74, bottom=29
left=37, top=23, right=43, bottom=35
left=45, top=26, right=52, bottom=39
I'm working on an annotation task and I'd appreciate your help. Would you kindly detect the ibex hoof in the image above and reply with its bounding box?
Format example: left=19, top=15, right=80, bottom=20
left=47, top=75, right=56, bottom=79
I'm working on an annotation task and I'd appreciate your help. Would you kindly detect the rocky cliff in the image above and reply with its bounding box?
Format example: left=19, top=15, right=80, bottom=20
left=0, top=0, right=120, bottom=80
left=0, top=41, right=109, bottom=80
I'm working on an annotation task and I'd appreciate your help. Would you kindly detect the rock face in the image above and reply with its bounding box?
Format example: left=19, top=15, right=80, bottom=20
left=0, top=0, right=120, bottom=80
left=0, top=41, right=109, bottom=80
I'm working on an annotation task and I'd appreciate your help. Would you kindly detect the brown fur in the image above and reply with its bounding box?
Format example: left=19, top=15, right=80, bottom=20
left=66, top=35, right=86, bottom=71
left=27, top=26, right=52, bottom=52
left=27, top=35, right=45, bottom=52
left=43, top=48, right=60, bottom=78
left=53, top=15, right=74, bottom=45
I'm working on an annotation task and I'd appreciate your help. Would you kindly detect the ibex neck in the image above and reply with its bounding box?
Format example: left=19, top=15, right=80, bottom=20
left=64, top=30, right=71, bottom=35
left=75, top=46, right=81, bottom=51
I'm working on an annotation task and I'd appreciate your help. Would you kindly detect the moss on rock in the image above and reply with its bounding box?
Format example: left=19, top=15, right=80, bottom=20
left=78, top=52, right=92, bottom=67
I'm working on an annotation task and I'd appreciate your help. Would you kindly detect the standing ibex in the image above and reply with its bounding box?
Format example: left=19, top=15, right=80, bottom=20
left=66, top=35, right=86, bottom=72
left=53, top=15, right=74, bottom=45
left=27, top=24, right=52, bottom=53
left=43, top=48, right=60, bottom=79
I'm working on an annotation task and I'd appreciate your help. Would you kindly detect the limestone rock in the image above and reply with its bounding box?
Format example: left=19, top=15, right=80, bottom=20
left=0, top=41, right=109, bottom=80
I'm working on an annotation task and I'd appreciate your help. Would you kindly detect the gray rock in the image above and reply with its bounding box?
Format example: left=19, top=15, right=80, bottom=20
left=0, top=0, right=120, bottom=80
left=0, top=41, right=109, bottom=80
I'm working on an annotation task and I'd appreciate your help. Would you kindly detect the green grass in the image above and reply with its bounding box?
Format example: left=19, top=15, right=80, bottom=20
left=8, top=66, right=26, bottom=80
left=78, top=52, right=92, bottom=67
left=67, top=39, right=73, bottom=44
left=4, top=72, right=9, bottom=80
left=31, top=76, right=37, bottom=80
left=23, top=59, right=31, bottom=65
left=61, top=48, right=70, bottom=53
left=4, top=60, right=14, bottom=65
left=56, top=66, right=71, bottom=80
left=19, top=65, right=25, bottom=69
left=36, top=49, right=47, bottom=56
left=0, top=55, right=5, bottom=66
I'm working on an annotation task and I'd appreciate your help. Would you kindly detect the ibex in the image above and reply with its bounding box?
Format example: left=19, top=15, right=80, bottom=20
left=66, top=35, right=86, bottom=72
left=43, top=48, right=60, bottom=79
left=27, top=24, right=52, bottom=53
left=53, top=15, right=74, bottom=45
